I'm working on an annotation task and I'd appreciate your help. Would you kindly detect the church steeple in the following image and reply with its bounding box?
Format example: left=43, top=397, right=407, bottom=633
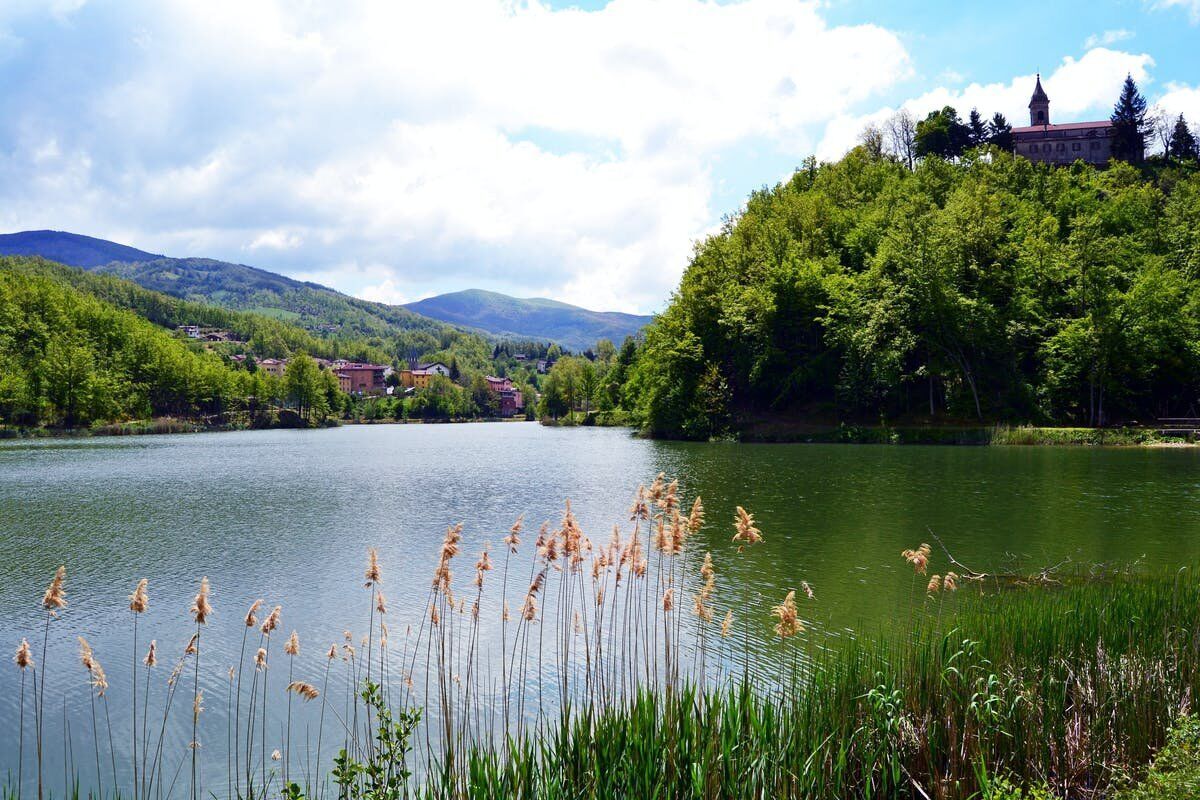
left=1029, top=73, right=1050, bottom=126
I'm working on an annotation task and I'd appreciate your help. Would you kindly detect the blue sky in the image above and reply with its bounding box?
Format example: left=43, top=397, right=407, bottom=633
left=1, top=1, right=1197, bottom=314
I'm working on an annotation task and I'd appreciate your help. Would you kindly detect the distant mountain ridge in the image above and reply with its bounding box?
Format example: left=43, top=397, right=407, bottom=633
left=0, top=230, right=651, bottom=349
left=0, top=230, right=163, bottom=267
left=405, top=289, right=651, bottom=351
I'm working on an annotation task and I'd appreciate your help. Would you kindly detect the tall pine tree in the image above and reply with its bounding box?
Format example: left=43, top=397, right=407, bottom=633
left=1168, top=114, right=1198, bottom=161
left=988, top=113, right=1014, bottom=151
left=967, top=108, right=988, bottom=147
left=1110, top=74, right=1148, bottom=163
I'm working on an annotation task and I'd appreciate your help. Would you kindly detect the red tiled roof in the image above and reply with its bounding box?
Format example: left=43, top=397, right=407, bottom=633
left=1013, top=120, right=1112, bottom=134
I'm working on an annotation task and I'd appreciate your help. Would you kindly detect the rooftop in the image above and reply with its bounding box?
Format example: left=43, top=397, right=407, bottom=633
left=1012, top=120, right=1112, bottom=134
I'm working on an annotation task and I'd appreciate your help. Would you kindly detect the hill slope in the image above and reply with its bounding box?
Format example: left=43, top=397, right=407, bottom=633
left=0, top=230, right=162, bottom=267
left=0, top=230, right=452, bottom=341
left=405, top=289, right=651, bottom=351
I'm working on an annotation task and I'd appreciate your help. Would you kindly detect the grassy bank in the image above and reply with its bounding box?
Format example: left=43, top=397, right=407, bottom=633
left=538, top=409, right=634, bottom=427
left=6, top=477, right=1200, bottom=799
left=735, top=421, right=1196, bottom=446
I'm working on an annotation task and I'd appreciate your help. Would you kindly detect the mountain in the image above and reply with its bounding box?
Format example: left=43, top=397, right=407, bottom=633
left=0, top=230, right=163, bottom=267
left=405, top=289, right=652, bottom=351
left=0, top=230, right=652, bottom=351
left=0, top=230, right=450, bottom=342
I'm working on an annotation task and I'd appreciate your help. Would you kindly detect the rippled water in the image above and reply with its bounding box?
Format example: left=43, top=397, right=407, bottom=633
left=1, top=424, right=1198, bottom=793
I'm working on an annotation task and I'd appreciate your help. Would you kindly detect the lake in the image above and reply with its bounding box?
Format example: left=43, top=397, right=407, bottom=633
left=2, top=423, right=1199, bottom=793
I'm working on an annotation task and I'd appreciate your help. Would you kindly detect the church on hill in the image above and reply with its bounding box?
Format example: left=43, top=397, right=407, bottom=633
left=1012, top=75, right=1133, bottom=165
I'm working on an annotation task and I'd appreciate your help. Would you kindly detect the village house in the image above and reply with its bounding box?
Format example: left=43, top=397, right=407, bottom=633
left=1012, top=75, right=1132, bottom=166
left=257, top=357, right=287, bottom=377
left=399, top=360, right=451, bottom=389
left=485, top=375, right=525, bottom=417
left=334, top=362, right=388, bottom=395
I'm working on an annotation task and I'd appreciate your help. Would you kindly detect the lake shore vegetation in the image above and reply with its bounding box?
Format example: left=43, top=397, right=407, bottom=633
left=625, top=147, right=1200, bottom=441
left=6, top=476, right=1200, bottom=799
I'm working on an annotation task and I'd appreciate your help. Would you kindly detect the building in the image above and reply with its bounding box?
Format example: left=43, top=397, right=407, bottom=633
left=258, top=358, right=287, bottom=377
left=1012, top=74, right=1130, bottom=166
left=485, top=375, right=525, bottom=417
left=334, top=363, right=388, bottom=395
left=399, top=360, right=451, bottom=389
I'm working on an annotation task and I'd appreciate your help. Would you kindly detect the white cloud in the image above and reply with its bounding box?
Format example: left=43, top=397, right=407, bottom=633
left=1158, top=83, right=1200, bottom=125
left=1084, top=29, right=1134, bottom=49
left=0, top=0, right=911, bottom=314
left=817, top=48, right=1156, bottom=160
left=1151, top=0, right=1200, bottom=23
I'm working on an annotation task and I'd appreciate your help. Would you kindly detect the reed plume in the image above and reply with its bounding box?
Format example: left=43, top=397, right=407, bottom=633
left=927, top=575, right=942, bottom=594
left=365, top=546, right=383, bottom=586
left=662, top=587, right=674, bottom=613
left=284, top=631, right=300, bottom=656
left=15, top=638, right=32, bottom=800
left=128, top=578, right=148, bottom=800
left=255, top=648, right=267, bottom=670
left=36, top=565, right=66, bottom=800
left=943, top=572, right=959, bottom=591
left=191, top=577, right=212, bottom=625
left=504, top=516, right=523, bottom=553
left=688, top=496, right=705, bottom=534
left=732, top=507, right=763, bottom=550
left=901, top=544, right=932, bottom=575
left=801, top=581, right=815, bottom=600
left=771, top=591, right=803, bottom=639
left=692, top=553, right=715, bottom=623
left=42, top=566, right=66, bottom=613
left=287, top=681, right=320, bottom=701
left=721, top=611, right=733, bottom=638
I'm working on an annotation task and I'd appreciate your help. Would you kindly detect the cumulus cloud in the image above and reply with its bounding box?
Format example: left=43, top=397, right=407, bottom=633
left=816, top=48, right=1156, bottom=160
left=0, top=0, right=911, bottom=314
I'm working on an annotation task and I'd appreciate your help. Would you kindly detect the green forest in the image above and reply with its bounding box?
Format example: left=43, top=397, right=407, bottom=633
left=0, top=258, right=549, bottom=429
left=626, top=149, right=1200, bottom=439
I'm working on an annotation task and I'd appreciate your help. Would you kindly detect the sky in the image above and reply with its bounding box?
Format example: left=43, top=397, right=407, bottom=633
left=0, top=1, right=1198, bottom=315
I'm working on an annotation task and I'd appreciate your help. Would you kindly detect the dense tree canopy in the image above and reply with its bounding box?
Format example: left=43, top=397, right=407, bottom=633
left=627, top=148, right=1200, bottom=439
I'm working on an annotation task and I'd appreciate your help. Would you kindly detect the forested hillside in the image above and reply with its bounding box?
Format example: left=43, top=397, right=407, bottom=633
left=628, top=149, right=1200, bottom=439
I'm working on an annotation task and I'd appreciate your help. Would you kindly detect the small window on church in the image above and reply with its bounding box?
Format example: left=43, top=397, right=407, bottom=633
left=1073, top=142, right=1081, bottom=151
left=1056, top=143, right=1065, bottom=151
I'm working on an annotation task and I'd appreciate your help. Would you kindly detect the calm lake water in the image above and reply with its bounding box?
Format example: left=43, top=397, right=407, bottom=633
left=1, top=423, right=1199, bottom=792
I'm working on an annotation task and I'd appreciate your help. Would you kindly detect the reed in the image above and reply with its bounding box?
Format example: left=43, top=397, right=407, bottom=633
left=7, top=479, right=1200, bottom=800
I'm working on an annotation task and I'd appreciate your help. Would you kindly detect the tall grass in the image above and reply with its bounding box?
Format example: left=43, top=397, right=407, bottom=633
left=6, top=476, right=1200, bottom=799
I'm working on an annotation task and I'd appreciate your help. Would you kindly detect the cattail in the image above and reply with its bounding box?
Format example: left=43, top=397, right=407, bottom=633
left=144, top=640, right=157, bottom=668
left=191, top=577, right=212, bottom=625
left=286, top=681, right=320, bottom=701
left=129, top=578, right=149, bottom=613
left=943, top=572, right=959, bottom=592
left=732, top=507, right=762, bottom=549
left=192, top=690, right=203, bottom=719
left=720, top=610, right=733, bottom=638
left=901, top=543, right=932, bottom=575
left=14, top=638, right=33, bottom=669
left=42, top=565, right=67, bottom=612
left=927, top=575, right=941, bottom=594
left=261, top=605, right=281, bottom=636
left=244, top=599, right=263, bottom=628
left=688, top=496, right=705, bottom=534
left=365, top=547, right=382, bottom=587
left=504, top=516, right=523, bottom=552
left=254, top=648, right=267, bottom=670
left=801, top=581, right=815, bottom=600
left=771, top=590, right=803, bottom=639
left=283, top=631, right=299, bottom=656
left=662, top=587, right=674, bottom=612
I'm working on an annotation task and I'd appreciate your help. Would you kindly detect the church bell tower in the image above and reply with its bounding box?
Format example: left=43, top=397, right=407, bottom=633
left=1029, top=73, right=1050, bottom=126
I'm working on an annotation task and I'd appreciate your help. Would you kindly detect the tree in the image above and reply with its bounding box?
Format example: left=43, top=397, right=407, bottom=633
left=988, top=113, right=1014, bottom=151
left=915, top=107, right=970, bottom=160
left=859, top=123, right=886, bottom=159
left=886, top=109, right=917, bottom=170
left=283, top=353, right=331, bottom=423
left=1169, top=115, right=1198, bottom=161
left=1111, top=74, right=1149, bottom=163
left=967, top=108, right=988, bottom=147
